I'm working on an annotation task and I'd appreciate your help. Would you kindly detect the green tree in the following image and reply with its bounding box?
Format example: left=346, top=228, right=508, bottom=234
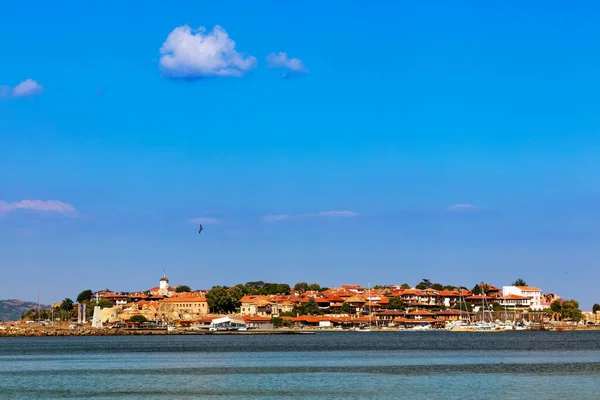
left=294, top=282, right=309, bottom=293
left=400, top=283, right=411, bottom=290
left=270, top=316, right=290, bottom=328
left=471, top=283, right=489, bottom=295
left=76, top=289, right=93, bottom=304
left=129, top=315, right=147, bottom=323
left=443, top=285, right=457, bottom=291
left=244, top=281, right=265, bottom=294
left=550, top=300, right=562, bottom=313
left=175, top=285, right=192, bottom=293
left=279, top=311, right=295, bottom=317
left=21, top=308, right=53, bottom=321
left=512, top=279, right=527, bottom=286
left=60, top=298, right=74, bottom=312
left=415, top=279, right=432, bottom=290
left=228, top=285, right=246, bottom=304
left=561, top=300, right=583, bottom=322
left=341, top=302, right=351, bottom=314
left=307, top=283, right=321, bottom=291
left=593, top=304, right=600, bottom=313
left=430, top=283, right=444, bottom=290
left=206, top=286, right=236, bottom=313
left=294, top=298, right=322, bottom=316
left=305, top=298, right=321, bottom=315
left=388, top=297, right=405, bottom=310
left=93, top=298, right=113, bottom=309
left=261, top=283, right=291, bottom=295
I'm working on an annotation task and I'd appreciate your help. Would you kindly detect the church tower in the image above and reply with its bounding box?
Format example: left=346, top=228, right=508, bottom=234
left=159, top=273, right=169, bottom=296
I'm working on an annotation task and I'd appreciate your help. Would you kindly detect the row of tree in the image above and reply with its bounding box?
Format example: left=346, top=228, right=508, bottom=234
left=22, top=297, right=81, bottom=321
left=547, top=300, right=584, bottom=322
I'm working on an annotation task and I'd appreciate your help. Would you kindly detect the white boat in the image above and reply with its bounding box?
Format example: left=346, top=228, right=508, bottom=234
left=411, top=323, right=432, bottom=331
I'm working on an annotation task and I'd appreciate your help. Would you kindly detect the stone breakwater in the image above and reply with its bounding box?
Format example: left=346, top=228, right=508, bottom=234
left=0, top=327, right=316, bottom=337
left=0, top=327, right=168, bottom=337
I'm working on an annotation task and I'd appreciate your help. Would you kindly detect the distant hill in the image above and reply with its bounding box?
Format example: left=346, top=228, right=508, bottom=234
left=0, top=299, right=49, bottom=322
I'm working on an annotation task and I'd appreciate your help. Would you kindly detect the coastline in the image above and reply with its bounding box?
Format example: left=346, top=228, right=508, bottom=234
left=2, top=324, right=600, bottom=337
left=0, top=327, right=317, bottom=337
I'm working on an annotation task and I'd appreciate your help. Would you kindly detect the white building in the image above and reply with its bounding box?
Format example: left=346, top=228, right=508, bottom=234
left=209, top=316, right=247, bottom=331
left=148, top=273, right=176, bottom=297
left=502, top=286, right=543, bottom=310
left=158, top=274, right=170, bottom=296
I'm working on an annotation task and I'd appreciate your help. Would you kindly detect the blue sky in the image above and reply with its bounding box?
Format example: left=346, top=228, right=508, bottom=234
left=1, top=0, right=600, bottom=308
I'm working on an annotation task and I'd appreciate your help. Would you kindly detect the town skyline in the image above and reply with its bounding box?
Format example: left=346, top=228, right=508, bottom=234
left=3, top=1, right=600, bottom=308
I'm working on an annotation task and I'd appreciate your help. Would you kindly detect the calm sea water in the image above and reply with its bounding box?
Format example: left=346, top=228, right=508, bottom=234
left=1, top=331, right=600, bottom=399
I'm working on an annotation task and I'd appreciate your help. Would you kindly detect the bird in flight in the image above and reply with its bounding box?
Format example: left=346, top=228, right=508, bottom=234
left=198, top=224, right=203, bottom=234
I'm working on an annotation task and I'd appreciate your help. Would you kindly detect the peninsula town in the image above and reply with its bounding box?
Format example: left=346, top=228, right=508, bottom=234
left=5, top=273, right=599, bottom=335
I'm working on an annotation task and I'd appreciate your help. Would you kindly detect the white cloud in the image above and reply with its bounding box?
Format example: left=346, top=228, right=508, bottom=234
left=448, top=204, right=479, bottom=212
left=189, top=217, right=220, bottom=224
left=263, top=210, right=358, bottom=222
left=159, top=24, right=257, bottom=79
left=266, top=52, right=308, bottom=74
left=0, top=200, right=76, bottom=217
left=0, top=79, right=43, bottom=99
left=263, top=214, right=290, bottom=222
left=317, top=210, right=358, bottom=217
left=13, top=79, right=43, bottom=97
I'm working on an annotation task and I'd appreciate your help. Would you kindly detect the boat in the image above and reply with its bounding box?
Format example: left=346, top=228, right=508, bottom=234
left=411, top=323, right=432, bottom=331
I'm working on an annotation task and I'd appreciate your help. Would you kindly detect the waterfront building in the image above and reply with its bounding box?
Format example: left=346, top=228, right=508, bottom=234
left=158, top=293, right=209, bottom=320
left=503, top=286, right=543, bottom=310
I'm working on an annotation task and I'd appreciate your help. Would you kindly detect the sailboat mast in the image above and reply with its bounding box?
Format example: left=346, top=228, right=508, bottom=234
left=368, top=282, right=371, bottom=327
left=36, top=288, right=40, bottom=322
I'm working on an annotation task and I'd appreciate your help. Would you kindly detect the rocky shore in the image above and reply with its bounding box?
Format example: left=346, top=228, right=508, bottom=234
left=0, top=325, right=316, bottom=337
left=0, top=327, right=167, bottom=337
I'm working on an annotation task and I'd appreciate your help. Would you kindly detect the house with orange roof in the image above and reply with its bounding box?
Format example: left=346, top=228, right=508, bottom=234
left=344, top=295, right=366, bottom=314
left=436, top=290, right=462, bottom=308
left=436, top=309, right=469, bottom=322
left=242, top=315, right=272, bottom=329
left=239, top=295, right=295, bottom=317
left=375, top=310, right=406, bottom=326
left=341, top=284, right=366, bottom=293
left=324, top=294, right=345, bottom=311
left=502, top=285, right=543, bottom=310
left=95, top=291, right=130, bottom=306
left=465, top=294, right=499, bottom=310
left=406, top=310, right=436, bottom=320
left=395, top=289, right=440, bottom=308
left=496, top=293, right=532, bottom=309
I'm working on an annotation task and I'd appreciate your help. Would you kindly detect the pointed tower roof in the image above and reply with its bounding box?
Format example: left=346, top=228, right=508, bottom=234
left=160, top=273, right=169, bottom=283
